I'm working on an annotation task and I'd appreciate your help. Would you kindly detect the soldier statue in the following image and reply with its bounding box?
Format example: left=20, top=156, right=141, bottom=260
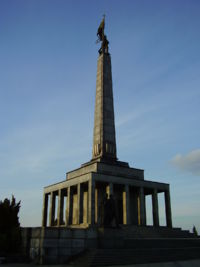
left=96, top=15, right=109, bottom=55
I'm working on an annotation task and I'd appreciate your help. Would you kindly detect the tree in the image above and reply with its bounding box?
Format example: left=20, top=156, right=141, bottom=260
left=0, top=195, right=21, bottom=253
left=193, top=225, right=198, bottom=236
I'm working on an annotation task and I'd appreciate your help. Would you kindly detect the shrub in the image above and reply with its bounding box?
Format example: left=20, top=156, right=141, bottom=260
left=0, top=195, right=21, bottom=253
left=193, top=225, right=198, bottom=236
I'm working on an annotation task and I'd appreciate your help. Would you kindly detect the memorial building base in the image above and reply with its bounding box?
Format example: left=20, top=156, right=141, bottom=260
left=42, top=160, right=172, bottom=229
left=33, top=20, right=200, bottom=266
left=21, top=225, right=200, bottom=265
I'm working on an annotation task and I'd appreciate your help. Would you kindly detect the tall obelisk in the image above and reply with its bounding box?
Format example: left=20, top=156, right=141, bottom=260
left=92, top=17, right=117, bottom=161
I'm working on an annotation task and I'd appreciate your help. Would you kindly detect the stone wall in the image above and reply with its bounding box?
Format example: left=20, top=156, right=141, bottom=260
left=20, top=225, right=198, bottom=264
left=21, top=227, right=98, bottom=264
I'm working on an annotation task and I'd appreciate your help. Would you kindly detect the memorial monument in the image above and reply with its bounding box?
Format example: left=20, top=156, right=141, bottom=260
left=42, top=17, right=172, bottom=229
left=21, top=18, right=200, bottom=265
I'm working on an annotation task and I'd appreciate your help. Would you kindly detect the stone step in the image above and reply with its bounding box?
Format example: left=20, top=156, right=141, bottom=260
left=98, top=234, right=200, bottom=249
left=124, top=230, right=195, bottom=238
left=69, top=247, right=200, bottom=266
left=124, top=238, right=200, bottom=249
left=1, top=254, right=29, bottom=264
left=0, top=257, right=6, bottom=264
left=100, top=225, right=196, bottom=239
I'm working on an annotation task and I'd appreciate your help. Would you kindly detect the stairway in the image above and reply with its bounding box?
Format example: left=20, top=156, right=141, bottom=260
left=68, top=226, right=200, bottom=266
left=122, top=225, right=196, bottom=238
left=69, top=239, right=200, bottom=266
left=81, top=246, right=200, bottom=266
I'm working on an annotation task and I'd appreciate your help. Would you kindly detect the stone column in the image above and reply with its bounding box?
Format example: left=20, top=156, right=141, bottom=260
left=165, top=190, right=172, bottom=228
left=42, top=193, right=48, bottom=227
left=98, top=186, right=105, bottom=226
left=66, top=187, right=73, bottom=225
left=49, top=191, right=56, bottom=226
left=95, top=187, right=99, bottom=224
left=88, top=179, right=95, bottom=225
left=106, top=183, right=113, bottom=198
left=139, top=187, right=146, bottom=226
left=152, top=189, right=159, bottom=227
left=123, top=184, right=130, bottom=224
left=57, top=189, right=64, bottom=226
left=77, top=183, right=83, bottom=225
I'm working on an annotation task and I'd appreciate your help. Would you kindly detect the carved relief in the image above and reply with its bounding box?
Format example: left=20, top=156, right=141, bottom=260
left=94, top=143, right=101, bottom=156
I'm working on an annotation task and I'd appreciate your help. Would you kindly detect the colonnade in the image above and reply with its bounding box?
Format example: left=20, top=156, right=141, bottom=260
left=42, top=180, right=172, bottom=228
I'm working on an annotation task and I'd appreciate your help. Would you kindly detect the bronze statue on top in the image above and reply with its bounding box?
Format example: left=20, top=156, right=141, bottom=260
left=96, top=15, right=109, bottom=54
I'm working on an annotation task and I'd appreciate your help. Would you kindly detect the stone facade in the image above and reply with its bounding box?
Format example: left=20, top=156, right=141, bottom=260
left=42, top=52, right=172, bottom=229
left=21, top=227, right=98, bottom=264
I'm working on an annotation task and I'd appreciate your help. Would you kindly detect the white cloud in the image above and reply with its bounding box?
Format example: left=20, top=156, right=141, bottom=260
left=171, top=149, right=200, bottom=176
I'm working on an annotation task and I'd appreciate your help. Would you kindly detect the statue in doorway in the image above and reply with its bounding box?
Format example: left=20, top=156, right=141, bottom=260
left=103, top=193, right=119, bottom=228
left=103, top=193, right=110, bottom=226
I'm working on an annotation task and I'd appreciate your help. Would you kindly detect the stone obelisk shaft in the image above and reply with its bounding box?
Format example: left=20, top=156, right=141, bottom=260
left=92, top=53, right=117, bottom=161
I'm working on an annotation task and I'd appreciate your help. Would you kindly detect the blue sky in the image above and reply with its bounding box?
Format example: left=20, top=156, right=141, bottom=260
left=0, top=0, right=200, bottom=232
